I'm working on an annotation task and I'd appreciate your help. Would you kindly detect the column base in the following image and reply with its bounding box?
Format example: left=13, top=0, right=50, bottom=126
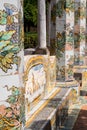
left=56, top=80, right=78, bottom=87
left=33, top=47, right=50, bottom=55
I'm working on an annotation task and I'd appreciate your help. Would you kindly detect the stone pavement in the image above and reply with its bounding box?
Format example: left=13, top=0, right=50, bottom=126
left=73, top=100, right=87, bottom=130
left=60, top=95, right=87, bottom=130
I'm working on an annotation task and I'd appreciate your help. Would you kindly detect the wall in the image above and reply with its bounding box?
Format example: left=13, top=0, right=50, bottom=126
left=0, top=0, right=25, bottom=129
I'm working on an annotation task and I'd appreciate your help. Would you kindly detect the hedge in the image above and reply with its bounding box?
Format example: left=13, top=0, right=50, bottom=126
left=24, top=32, right=38, bottom=49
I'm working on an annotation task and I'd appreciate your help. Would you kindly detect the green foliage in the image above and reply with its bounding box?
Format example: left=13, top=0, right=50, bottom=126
left=24, top=0, right=37, bottom=26
left=24, top=32, right=38, bottom=48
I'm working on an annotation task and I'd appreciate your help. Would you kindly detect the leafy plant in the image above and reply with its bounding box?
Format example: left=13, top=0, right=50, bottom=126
left=24, top=32, right=38, bottom=48
left=24, top=0, right=37, bottom=31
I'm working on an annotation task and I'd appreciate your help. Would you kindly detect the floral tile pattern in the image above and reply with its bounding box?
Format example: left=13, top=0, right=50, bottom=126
left=0, top=0, right=25, bottom=129
left=50, top=0, right=87, bottom=81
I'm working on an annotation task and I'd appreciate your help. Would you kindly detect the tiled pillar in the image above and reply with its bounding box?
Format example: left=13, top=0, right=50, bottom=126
left=55, top=0, right=74, bottom=81
left=74, top=0, right=80, bottom=65
left=38, top=0, right=46, bottom=48
left=0, top=0, right=25, bottom=129
left=65, top=0, right=74, bottom=81
left=79, top=0, right=86, bottom=65
left=74, top=0, right=86, bottom=66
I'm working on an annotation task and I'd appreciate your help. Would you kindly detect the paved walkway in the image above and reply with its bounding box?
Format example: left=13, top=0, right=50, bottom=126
left=73, top=98, right=87, bottom=130
left=60, top=95, right=87, bottom=130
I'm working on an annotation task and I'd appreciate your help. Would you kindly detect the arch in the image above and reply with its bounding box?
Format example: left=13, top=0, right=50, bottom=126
left=24, top=55, right=48, bottom=81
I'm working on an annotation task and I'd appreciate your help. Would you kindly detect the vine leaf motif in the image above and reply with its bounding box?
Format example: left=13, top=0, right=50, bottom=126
left=0, top=10, right=7, bottom=25
left=0, top=85, right=21, bottom=129
left=0, top=41, right=10, bottom=50
left=0, top=31, right=15, bottom=41
left=56, top=31, right=65, bottom=59
left=0, top=53, right=14, bottom=72
left=0, top=31, right=20, bottom=72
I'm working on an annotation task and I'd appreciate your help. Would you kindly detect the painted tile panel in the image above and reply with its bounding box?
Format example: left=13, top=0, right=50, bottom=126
left=24, top=55, right=48, bottom=121
left=0, top=75, right=24, bottom=129
left=0, top=0, right=25, bottom=129
left=24, top=54, right=56, bottom=121
left=0, top=0, right=24, bottom=75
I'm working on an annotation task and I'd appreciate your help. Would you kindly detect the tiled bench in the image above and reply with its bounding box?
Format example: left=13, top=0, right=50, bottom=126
left=25, top=87, right=73, bottom=130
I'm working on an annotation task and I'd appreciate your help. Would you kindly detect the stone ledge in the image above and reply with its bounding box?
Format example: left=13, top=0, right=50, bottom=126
left=74, top=66, right=87, bottom=69
left=56, top=80, right=79, bottom=88
left=25, top=87, right=61, bottom=127
left=41, top=89, right=71, bottom=130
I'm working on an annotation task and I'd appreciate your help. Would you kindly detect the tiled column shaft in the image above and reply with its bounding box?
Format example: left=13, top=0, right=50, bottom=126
left=55, top=0, right=74, bottom=81
left=74, top=0, right=80, bottom=65
left=74, top=0, right=86, bottom=66
left=79, top=0, right=86, bottom=65
left=65, top=0, right=74, bottom=80
left=0, top=0, right=25, bottom=129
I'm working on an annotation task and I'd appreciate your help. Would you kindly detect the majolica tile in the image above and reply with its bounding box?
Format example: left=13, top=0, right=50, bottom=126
left=79, top=0, right=86, bottom=65
left=24, top=54, right=56, bottom=121
left=0, top=0, right=25, bottom=129
left=50, top=0, right=87, bottom=81
left=24, top=55, right=48, bottom=121
left=74, top=0, right=86, bottom=65
left=54, top=0, right=74, bottom=81
left=0, top=1, right=24, bottom=75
